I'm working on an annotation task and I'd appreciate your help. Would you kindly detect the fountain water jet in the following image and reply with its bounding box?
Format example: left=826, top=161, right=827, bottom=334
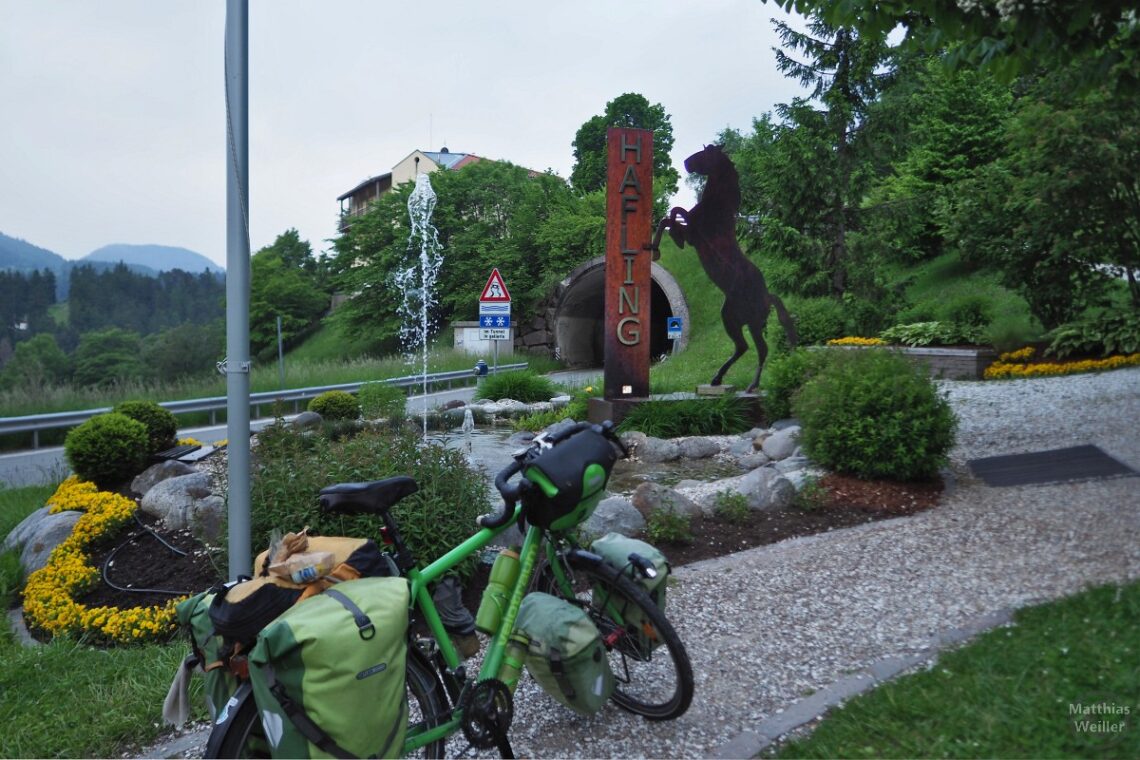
left=396, top=173, right=444, bottom=436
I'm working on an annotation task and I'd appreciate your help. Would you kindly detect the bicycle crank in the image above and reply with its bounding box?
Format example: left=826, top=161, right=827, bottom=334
left=460, top=678, right=514, bottom=757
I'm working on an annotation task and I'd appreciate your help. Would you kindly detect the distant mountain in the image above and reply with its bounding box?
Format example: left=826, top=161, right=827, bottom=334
left=0, top=231, right=67, bottom=273
left=82, top=244, right=224, bottom=275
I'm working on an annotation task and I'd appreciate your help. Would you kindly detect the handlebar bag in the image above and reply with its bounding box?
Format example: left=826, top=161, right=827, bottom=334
left=521, top=428, right=618, bottom=531
left=514, top=592, right=614, bottom=716
left=248, top=577, right=409, bottom=759
left=589, top=533, right=670, bottom=653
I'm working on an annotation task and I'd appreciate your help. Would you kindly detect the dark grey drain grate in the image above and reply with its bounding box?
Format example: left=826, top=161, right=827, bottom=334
left=969, top=445, right=1137, bottom=487
left=155, top=444, right=202, bottom=461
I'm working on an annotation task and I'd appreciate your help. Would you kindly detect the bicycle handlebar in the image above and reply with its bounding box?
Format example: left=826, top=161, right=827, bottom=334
left=476, top=419, right=629, bottom=531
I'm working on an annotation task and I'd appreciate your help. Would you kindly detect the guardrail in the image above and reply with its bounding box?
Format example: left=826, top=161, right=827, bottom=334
left=0, top=362, right=527, bottom=449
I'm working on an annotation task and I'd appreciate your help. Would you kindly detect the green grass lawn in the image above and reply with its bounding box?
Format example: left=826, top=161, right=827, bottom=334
left=774, top=581, right=1140, bottom=758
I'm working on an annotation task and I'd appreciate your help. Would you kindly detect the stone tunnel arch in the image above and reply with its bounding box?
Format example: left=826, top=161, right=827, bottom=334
left=553, top=256, right=689, bottom=368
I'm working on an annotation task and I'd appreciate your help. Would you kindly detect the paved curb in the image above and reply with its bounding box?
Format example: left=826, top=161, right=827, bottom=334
left=709, top=606, right=1015, bottom=759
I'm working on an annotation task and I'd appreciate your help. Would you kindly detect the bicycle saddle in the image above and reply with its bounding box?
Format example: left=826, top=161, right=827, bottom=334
left=318, top=476, right=419, bottom=515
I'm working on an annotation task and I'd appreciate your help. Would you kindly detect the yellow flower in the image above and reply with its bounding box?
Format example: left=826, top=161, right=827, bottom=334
left=828, top=336, right=887, bottom=346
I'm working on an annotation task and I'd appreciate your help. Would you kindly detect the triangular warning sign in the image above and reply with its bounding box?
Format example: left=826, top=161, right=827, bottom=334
left=479, top=268, right=511, bottom=302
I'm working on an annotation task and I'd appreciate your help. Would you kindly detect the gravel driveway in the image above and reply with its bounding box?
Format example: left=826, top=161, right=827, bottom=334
left=142, top=367, right=1140, bottom=759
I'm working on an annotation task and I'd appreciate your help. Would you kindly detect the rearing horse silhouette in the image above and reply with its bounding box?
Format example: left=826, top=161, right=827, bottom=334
left=651, top=144, right=797, bottom=393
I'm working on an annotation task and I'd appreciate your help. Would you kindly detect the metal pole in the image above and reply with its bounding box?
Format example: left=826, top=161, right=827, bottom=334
left=225, top=0, right=251, bottom=580
left=277, top=315, right=285, bottom=388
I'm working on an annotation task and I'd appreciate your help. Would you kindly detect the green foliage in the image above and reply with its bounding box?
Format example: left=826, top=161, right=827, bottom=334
left=71, top=328, right=146, bottom=387
left=792, top=476, right=829, bottom=512
left=357, top=382, right=406, bottom=420
left=644, top=508, right=693, bottom=545
left=64, top=413, right=151, bottom=488
left=1046, top=312, right=1140, bottom=358
left=793, top=348, right=957, bottom=480
left=249, top=425, right=487, bottom=580
left=618, top=397, right=751, bottom=438
left=68, top=263, right=223, bottom=337
left=713, top=490, right=751, bottom=523
left=250, top=230, right=330, bottom=359
left=0, top=333, right=70, bottom=390
left=760, top=348, right=834, bottom=421
left=474, top=371, right=557, bottom=404
left=512, top=386, right=596, bottom=432
left=789, top=297, right=848, bottom=345
left=879, top=321, right=983, bottom=347
left=142, top=321, right=224, bottom=381
left=570, top=93, right=679, bottom=218
left=112, top=400, right=178, bottom=454
left=307, top=390, right=361, bottom=421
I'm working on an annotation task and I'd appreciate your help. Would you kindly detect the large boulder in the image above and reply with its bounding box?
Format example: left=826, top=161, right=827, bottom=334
left=3, top=507, right=82, bottom=575
left=131, top=460, right=196, bottom=498
left=290, top=411, right=323, bottom=431
left=761, top=425, right=801, bottom=461
left=635, top=436, right=681, bottom=463
left=677, top=437, right=722, bottom=459
left=676, top=466, right=795, bottom=514
left=630, top=482, right=702, bottom=519
left=581, top=495, right=645, bottom=539
left=140, top=471, right=224, bottom=540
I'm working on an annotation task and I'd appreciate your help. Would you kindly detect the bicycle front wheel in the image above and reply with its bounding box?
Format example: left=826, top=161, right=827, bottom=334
left=542, top=551, right=694, bottom=720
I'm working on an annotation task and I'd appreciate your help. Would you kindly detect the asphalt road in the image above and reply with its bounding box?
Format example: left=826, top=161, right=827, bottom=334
left=0, top=369, right=601, bottom=489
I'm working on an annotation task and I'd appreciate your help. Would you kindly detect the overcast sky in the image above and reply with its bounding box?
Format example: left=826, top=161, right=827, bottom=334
left=1, top=0, right=808, bottom=268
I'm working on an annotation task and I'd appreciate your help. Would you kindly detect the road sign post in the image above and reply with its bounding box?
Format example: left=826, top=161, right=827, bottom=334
left=479, top=268, right=511, bottom=372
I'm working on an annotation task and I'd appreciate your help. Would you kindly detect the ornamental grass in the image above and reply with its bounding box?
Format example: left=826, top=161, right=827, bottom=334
left=21, top=476, right=182, bottom=644
left=984, top=348, right=1140, bottom=380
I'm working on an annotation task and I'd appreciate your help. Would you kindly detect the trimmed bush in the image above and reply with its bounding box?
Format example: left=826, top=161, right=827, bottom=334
left=793, top=348, right=957, bottom=481
left=358, top=382, right=406, bottom=421
left=64, top=413, right=151, bottom=489
left=112, top=399, right=178, bottom=454
left=249, top=425, right=487, bottom=580
left=789, top=297, right=848, bottom=346
left=760, top=348, right=833, bottom=421
left=473, top=370, right=557, bottom=404
left=308, top=390, right=361, bottom=421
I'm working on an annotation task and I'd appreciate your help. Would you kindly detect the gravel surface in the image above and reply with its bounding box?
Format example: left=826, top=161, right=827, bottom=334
left=137, top=368, right=1140, bottom=759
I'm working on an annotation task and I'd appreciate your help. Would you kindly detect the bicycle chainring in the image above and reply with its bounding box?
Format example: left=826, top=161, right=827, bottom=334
left=460, top=679, right=514, bottom=750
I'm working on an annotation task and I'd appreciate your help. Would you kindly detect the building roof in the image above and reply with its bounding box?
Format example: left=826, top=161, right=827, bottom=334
left=421, top=148, right=472, bottom=170
left=337, top=172, right=392, bottom=201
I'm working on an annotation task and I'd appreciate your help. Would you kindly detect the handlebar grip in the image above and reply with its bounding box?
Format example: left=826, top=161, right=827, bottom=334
left=479, top=460, right=525, bottom=530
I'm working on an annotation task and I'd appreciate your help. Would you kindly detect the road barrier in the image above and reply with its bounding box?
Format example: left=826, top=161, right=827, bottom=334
left=0, top=363, right=527, bottom=449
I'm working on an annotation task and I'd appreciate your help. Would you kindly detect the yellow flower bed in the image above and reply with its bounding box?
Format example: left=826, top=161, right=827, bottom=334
left=178, top=436, right=203, bottom=446
left=22, top=476, right=183, bottom=643
left=984, top=348, right=1140, bottom=380
left=827, top=336, right=887, bottom=346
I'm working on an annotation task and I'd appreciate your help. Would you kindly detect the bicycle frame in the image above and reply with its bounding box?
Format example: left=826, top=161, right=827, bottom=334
left=402, top=503, right=543, bottom=754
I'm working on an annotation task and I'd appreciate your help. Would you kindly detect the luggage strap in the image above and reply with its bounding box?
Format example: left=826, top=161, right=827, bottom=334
left=325, top=588, right=377, bottom=640
left=266, top=668, right=357, bottom=759
left=548, top=648, right=577, bottom=702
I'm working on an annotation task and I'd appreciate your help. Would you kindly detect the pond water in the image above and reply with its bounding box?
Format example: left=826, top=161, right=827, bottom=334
left=428, top=426, right=739, bottom=502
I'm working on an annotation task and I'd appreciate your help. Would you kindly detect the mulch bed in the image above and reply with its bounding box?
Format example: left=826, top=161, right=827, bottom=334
left=71, top=474, right=942, bottom=614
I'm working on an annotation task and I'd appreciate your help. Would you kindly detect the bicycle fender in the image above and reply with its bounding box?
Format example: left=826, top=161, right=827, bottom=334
left=204, top=680, right=255, bottom=758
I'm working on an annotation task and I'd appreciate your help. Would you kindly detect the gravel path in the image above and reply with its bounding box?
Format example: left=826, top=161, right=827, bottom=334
left=139, top=368, right=1140, bottom=759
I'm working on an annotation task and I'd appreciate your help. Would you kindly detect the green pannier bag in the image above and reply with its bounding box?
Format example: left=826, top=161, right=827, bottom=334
left=248, top=577, right=410, bottom=759
left=514, top=592, right=614, bottom=716
left=589, top=533, right=669, bottom=652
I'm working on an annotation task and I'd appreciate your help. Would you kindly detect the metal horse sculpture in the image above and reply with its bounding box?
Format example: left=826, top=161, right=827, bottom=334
left=651, top=144, right=797, bottom=393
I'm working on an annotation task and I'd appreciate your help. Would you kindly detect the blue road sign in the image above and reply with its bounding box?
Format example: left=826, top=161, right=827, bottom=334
left=480, top=314, right=511, bottom=329
left=666, top=316, right=683, bottom=338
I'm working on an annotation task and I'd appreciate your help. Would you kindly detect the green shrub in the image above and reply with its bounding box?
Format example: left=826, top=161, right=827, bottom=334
left=358, top=382, right=406, bottom=421
left=789, top=297, right=848, bottom=346
left=941, top=294, right=994, bottom=330
left=880, top=321, right=983, bottom=347
left=112, top=399, right=178, bottom=454
left=474, top=370, right=557, bottom=403
left=793, top=348, right=957, bottom=481
left=1046, top=311, right=1140, bottom=358
left=512, top=386, right=597, bottom=431
left=645, top=508, right=693, bottom=545
left=760, top=348, right=833, bottom=421
left=64, top=413, right=151, bottom=489
left=792, top=476, right=829, bottom=511
left=617, top=396, right=751, bottom=437
left=713, top=490, right=750, bottom=523
left=308, top=390, right=361, bottom=421
left=249, top=425, right=487, bottom=580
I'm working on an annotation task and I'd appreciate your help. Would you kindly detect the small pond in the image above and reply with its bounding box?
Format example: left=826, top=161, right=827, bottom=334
left=429, top=426, right=739, bottom=502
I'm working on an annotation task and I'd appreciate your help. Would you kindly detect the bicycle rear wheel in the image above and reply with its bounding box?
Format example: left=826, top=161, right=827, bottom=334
left=541, top=552, right=694, bottom=720
left=207, top=652, right=447, bottom=758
